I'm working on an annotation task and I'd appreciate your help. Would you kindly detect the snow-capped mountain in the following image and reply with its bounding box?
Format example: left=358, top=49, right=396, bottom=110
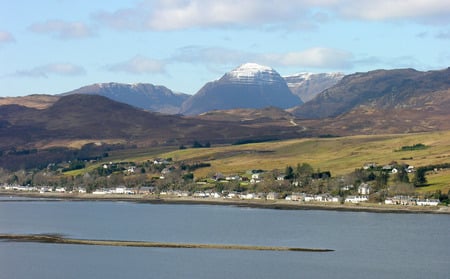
left=180, top=63, right=302, bottom=115
left=284, top=72, right=344, bottom=102
left=222, top=63, right=285, bottom=85
left=63, top=82, right=189, bottom=114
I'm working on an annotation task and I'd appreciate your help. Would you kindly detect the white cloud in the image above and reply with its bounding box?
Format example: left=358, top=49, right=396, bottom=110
left=11, top=63, right=86, bottom=78
left=106, top=55, right=166, bottom=74
left=0, top=31, right=15, bottom=44
left=335, top=0, right=450, bottom=24
left=94, top=0, right=316, bottom=31
left=171, top=46, right=354, bottom=70
left=93, top=0, right=450, bottom=32
left=146, top=1, right=302, bottom=30
left=273, top=48, right=353, bottom=68
left=29, top=20, right=94, bottom=39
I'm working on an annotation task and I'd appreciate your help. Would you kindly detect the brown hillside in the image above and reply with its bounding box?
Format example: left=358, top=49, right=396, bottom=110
left=0, top=94, right=59, bottom=109
left=292, top=68, right=450, bottom=119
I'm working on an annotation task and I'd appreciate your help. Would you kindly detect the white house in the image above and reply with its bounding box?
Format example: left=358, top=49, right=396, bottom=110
left=341, top=184, right=354, bottom=191
left=55, top=187, right=66, bottom=193
left=385, top=195, right=415, bottom=205
left=93, top=189, right=108, bottom=195
left=114, top=186, right=126, bottom=194
left=406, top=166, right=415, bottom=173
left=251, top=173, right=262, bottom=180
left=358, top=183, right=371, bottom=195
left=240, top=193, right=256, bottom=200
left=345, top=195, right=368, bottom=203
left=416, top=199, right=439, bottom=206
left=289, top=193, right=304, bottom=201
left=266, top=192, right=279, bottom=200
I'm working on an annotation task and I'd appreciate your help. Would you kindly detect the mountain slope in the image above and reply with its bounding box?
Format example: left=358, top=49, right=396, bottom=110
left=0, top=94, right=59, bottom=109
left=180, top=63, right=302, bottom=115
left=292, top=68, right=450, bottom=119
left=284, top=72, right=344, bottom=102
left=0, top=94, right=311, bottom=151
left=64, top=83, right=189, bottom=114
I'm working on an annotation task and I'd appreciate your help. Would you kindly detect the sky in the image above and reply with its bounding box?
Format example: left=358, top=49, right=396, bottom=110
left=1, top=0, right=449, bottom=97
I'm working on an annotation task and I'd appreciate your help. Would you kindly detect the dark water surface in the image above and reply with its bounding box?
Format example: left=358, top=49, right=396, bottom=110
left=0, top=200, right=449, bottom=278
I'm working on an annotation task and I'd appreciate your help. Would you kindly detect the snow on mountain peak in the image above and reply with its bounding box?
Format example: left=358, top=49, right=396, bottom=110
left=234, top=62, right=273, bottom=72
left=223, top=63, right=283, bottom=85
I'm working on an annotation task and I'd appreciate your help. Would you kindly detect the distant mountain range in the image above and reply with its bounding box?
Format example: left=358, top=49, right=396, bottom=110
left=63, top=82, right=190, bottom=114
left=1, top=65, right=450, bottom=150
left=1, top=63, right=343, bottom=115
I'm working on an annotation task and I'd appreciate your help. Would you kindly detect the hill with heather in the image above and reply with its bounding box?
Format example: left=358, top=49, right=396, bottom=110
left=292, top=68, right=450, bottom=119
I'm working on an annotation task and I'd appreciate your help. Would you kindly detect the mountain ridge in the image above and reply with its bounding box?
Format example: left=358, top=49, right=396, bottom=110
left=284, top=72, right=344, bottom=102
left=292, top=67, right=450, bottom=119
left=62, top=82, right=190, bottom=114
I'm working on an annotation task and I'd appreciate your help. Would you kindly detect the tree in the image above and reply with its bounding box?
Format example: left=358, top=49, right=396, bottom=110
left=182, top=173, right=194, bottom=182
left=284, top=165, right=294, bottom=180
left=395, top=166, right=409, bottom=183
left=413, top=167, right=427, bottom=186
left=375, top=171, right=389, bottom=189
left=295, top=163, right=313, bottom=187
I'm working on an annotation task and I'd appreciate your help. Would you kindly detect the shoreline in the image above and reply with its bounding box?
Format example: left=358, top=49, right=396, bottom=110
left=1, top=191, right=449, bottom=214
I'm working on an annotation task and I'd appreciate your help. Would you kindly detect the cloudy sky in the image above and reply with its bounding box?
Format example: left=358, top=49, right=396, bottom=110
left=1, top=0, right=449, bottom=96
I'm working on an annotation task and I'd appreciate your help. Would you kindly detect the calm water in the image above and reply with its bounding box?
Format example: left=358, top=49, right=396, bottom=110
left=0, top=199, right=449, bottom=279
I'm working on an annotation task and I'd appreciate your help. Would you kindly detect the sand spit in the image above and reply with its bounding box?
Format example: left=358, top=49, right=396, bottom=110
left=0, top=234, right=334, bottom=252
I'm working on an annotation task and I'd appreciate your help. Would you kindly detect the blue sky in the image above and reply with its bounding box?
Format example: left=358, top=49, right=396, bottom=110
left=1, top=0, right=449, bottom=97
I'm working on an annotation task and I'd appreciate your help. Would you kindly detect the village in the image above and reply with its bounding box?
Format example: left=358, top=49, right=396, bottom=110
left=0, top=157, right=443, bottom=207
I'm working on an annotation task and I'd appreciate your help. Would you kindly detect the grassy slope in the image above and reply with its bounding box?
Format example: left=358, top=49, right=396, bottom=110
left=158, top=131, right=450, bottom=189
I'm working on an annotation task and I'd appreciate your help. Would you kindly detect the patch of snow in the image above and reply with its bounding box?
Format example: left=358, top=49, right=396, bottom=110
left=283, top=72, right=344, bottom=88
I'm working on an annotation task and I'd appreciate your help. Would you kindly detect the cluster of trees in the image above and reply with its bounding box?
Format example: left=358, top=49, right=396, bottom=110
left=283, top=163, right=329, bottom=184
left=0, top=143, right=130, bottom=171
left=396, top=143, right=428, bottom=152
left=179, top=141, right=211, bottom=149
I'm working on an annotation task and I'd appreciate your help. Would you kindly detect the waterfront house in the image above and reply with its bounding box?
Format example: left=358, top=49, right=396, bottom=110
left=385, top=195, right=415, bottom=205
left=416, top=199, right=439, bottom=206
left=345, top=195, right=368, bottom=203
left=55, top=187, right=66, bottom=193
left=288, top=193, right=304, bottom=201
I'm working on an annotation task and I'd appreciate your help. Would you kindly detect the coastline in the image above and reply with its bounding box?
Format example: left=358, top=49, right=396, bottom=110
left=1, top=191, right=449, bottom=214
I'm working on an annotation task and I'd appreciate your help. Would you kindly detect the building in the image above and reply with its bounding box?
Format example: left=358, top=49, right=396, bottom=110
left=358, top=183, right=371, bottom=195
